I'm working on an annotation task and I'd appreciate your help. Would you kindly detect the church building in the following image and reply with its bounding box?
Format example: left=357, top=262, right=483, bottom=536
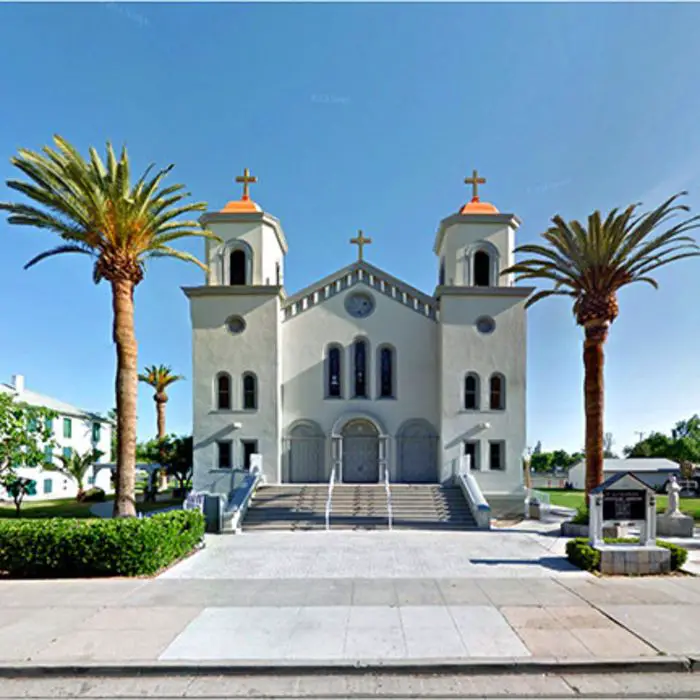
left=185, top=170, right=533, bottom=513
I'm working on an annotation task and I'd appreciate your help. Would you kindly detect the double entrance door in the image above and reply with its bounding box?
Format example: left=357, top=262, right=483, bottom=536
left=341, top=419, right=380, bottom=483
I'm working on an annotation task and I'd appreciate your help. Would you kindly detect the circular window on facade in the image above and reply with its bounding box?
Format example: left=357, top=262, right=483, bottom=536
left=226, top=315, right=246, bottom=335
left=475, top=316, right=496, bottom=334
left=345, top=291, right=376, bottom=319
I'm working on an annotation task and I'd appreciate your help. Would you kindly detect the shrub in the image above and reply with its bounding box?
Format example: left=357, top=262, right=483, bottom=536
left=657, top=540, right=688, bottom=570
left=81, top=487, right=106, bottom=503
left=0, top=510, right=204, bottom=578
left=566, top=537, right=688, bottom=573
left=572, top=504, right=589, bottom=525
left=566, top=538, right=600, bottom=571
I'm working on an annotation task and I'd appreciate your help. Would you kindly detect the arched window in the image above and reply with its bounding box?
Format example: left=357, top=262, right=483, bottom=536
left=353, top=339, right=368, bottom=398
left=242, top=373, right=257, bottom=410
left=216, top=373, right=231, bottom=410
left=473, top=250, right=491, bottom=287
left=379, top=346, right=395, bottom=398
left=230, top=249, right=247, bottom=285
left=327, top=345, right=342, bottom=398
left=464, top=373, right=480, bottom=410
left=490, top=373, right=505, bottom=410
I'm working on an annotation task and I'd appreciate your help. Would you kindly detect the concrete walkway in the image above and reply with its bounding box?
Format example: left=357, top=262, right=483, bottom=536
left=1, top=527, right=699, bottom=668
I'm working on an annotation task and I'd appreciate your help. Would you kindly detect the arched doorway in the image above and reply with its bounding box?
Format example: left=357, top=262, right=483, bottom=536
left=287, top=422, right=325, bottom=483
left=342, top=419, right=379, bottom=483
left=397, top=419, right=438, bottom=483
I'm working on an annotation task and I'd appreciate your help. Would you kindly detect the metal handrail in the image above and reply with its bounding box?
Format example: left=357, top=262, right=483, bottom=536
left=384, top=465, right=393, bottom=531
left=325, top=466, right=336, bottom=531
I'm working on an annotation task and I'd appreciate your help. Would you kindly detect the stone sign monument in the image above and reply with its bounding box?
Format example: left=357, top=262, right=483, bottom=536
left=589, top=472, right=670, bottom=575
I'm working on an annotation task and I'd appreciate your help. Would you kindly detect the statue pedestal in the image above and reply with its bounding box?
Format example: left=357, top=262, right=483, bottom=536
left=656, top=512, right=694, bottom=538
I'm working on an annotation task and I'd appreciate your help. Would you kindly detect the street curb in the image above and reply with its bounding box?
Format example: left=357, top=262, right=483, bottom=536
left=0, top=656, right=693, bottom=677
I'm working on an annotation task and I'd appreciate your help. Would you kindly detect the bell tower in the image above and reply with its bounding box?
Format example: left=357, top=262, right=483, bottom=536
left=200, top=167, right=288, bottom=287
left=434, top=169, right=519, bottom=289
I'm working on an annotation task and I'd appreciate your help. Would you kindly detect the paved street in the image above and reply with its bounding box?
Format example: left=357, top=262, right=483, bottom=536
left=0, top=528, right=699, bottom=667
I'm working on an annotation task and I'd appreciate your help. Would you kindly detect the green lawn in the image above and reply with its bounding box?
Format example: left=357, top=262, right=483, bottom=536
left=540, top=488, right=700, bottom=521
left=0, top=492, right=183, bottom=519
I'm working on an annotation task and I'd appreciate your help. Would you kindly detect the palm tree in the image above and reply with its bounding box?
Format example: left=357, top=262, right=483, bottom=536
left=138, top=365, right=184, bottom=440
left=502, top=193, right=700, bottom=494
left=45, top=449, right=102, bottom=501
left=0, top=136, right=219, bottom=517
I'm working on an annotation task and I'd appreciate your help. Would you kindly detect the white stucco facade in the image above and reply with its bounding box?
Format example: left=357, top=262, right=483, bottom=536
left=0, top=375, right=113, bottom=501
left=186, top=188, right=533, bottom=510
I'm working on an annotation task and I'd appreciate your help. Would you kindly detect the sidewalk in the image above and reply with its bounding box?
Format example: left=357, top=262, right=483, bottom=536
left=0, top=529, right=699, bottom=668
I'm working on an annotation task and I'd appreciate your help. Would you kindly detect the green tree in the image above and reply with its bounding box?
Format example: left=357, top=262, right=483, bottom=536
left=45, top=449, right=103, bottom=501
left=1, top=136, right=220, bottom=517
left=3, top=476, right=37, bottom=516
left=530, top=452, right=554, bottom=472
left=624, top=416, right=700, bottom=464
left=0, top=393, right=56, bottom=476
left=503, top=194, right=700, bottom=493
left=142, top=435, right=192, bottom=494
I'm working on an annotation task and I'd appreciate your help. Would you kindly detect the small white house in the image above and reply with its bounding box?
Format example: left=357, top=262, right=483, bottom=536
left=0, top=374, right=113, bottom=501
left=567, top=458, right=680, bottom=491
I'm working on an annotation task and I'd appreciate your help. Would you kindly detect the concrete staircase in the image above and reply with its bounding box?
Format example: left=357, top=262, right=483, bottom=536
left=242, top=483, right=477, bottom=532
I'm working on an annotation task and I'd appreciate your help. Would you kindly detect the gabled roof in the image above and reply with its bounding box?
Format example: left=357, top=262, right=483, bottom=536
left=282, top=260, right=439, bottom=323
left=569, top=458, right=679, bottom=474
left=590, top=471, right=654, bottom=494
left=0, top=384, right=110, bottom=423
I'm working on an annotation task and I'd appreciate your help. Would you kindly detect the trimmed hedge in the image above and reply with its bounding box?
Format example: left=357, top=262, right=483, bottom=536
left=0, top=510, right=205, bottom=578
left=566, top=537, right=688, bottom=573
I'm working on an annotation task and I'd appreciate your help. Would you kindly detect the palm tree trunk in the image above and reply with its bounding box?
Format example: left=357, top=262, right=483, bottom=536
left=583, top=323, right=608, bottom=496
left=156, top=399, right=166, bottom=440
left=156, top=397, right=169, bottom=490
left=112, top=279, right=138, bottom=517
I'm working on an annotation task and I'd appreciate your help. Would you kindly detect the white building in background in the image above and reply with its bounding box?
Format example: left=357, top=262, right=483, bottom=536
left=186, top=170, right=534, bottom=515
left=567, top=458, right=680, bottom=491
left=0, top=374, right=113, bottom=500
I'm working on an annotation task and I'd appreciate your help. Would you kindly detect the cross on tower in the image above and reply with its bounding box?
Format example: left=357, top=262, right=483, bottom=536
left=464, top=169, right=486, bottom=200
left=350, top=230, right=372, bottom=261
left=235, top=167, right=257, bottom=200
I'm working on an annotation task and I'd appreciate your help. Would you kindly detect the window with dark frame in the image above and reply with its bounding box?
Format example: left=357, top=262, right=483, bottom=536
left=464, top=440, right=479, bottom=470
left=242, top=440, right=258, bottom=470
left=217, top=441, right=232, bottom=469
left=328, top=346, right=342, bottom=397
left=230, top=250, right=247, bottom=285
left=243, top=374, right=257, bottom=410
left=489, top=441, right=505, bottom=470
left=490, top=374, right=504, bottom=410
left=217, top=374, right=231, bottom=410
left=353, top=340, right=368, bottom=398
left=473, top=250, right=491, bottom=286
left=379, top=347, right=394, bottom=398
left=464, top=374, right=479, bottom=410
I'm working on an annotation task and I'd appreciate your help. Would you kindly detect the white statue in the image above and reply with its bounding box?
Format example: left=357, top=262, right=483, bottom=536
left=665, top=475, right=682, bottom=516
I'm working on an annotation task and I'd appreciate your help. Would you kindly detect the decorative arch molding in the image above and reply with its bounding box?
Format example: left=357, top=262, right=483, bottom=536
left=223, top=239, right=254, bottom=285
left=331, top=411, right=388, bottom=437
left=396, top=418, right=438, bottom=439
left=285, top=418, right=325, bottom=438
left=464, top=240, right=501, bottom=287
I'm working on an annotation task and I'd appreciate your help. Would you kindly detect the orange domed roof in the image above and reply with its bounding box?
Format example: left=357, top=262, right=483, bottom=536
left=220, top=195, right=261, bottom=213
left=460, top=197, right=499, bottom=215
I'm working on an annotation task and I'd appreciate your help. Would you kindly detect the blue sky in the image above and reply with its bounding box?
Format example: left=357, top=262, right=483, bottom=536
left=2, top=2, right=700, bottom=454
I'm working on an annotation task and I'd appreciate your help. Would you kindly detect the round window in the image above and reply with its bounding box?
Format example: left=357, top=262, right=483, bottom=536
left=345, top=291, right=375, bottom=319
left=226, top=315, right=246, bottom=335
left=476, top=316, right=496, bottom=334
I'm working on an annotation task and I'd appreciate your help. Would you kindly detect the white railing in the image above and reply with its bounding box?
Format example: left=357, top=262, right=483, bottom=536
left=384, top=465, right=393, bottom=531
left=325, top=466, right=336, bottom=531
left=526, top=488, right=551, bottom=510
left=456, top=455, right=491, bottom=529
